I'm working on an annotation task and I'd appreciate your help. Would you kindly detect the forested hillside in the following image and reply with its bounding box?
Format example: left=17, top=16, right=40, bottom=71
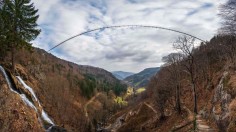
left=1, top=47, right=128, bottom=131
left=124, top=67, right=160, bottom=88
left=104, top=1, right=236, bottom=130
left=103, top=35, right=236, bottom=132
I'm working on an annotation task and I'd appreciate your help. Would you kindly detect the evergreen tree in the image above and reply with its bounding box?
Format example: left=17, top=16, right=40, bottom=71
left=1, top=0, right=40, bottom=71
left=0, top=1, right=8, bottom=60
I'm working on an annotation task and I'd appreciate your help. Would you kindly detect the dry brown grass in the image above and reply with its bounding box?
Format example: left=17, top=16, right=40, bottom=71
left=227, top=73, right=236, bottom=98
left=228, top=99, right=236, bottom=131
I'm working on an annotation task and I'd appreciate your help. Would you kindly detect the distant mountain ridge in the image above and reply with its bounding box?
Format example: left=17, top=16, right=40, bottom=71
left=112, top=71, right=135, bottom=80
left=124, top=67, right=160, bottom=88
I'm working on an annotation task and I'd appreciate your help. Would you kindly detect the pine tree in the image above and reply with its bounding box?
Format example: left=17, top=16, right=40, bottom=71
left=1, top=0, right=40, bottom=71
left=0, top=1, right=8, bottom=60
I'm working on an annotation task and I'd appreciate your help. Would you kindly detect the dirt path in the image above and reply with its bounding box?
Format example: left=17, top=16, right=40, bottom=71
left=104, top=102, right=157, bottom=132
left=183, top=106, right=214, bottom=131
left=105, top=114, right=126, bottom=132
left=172, top=106, right=215, bottom=131
left=84, top=92, right=101, bottom=117
left=196, top=114, right=215, bottom=132
left=187, top=107, right=214, bottom=131
left=144, top=102, right=157, bottom=114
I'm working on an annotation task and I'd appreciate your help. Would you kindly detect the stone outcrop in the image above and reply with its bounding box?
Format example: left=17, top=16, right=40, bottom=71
left=212, top=72, right=232, bottom=131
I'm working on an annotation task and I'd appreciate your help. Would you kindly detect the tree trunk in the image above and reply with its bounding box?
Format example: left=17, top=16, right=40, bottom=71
left=159, top=110, right=165, bottom=121
left=192, top=83, right=197, bottom=114
left=176, top=85, right=181, bottom=114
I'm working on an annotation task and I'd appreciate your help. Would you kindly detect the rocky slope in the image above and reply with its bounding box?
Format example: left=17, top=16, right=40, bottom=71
left=0, top=70, right=44, bottom=132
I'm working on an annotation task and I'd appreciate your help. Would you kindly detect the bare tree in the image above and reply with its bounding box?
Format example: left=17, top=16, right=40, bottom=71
left=162, top=53, right=184, bottom=114
left=149, top=67, right=173, bottom=120
left=208, top=35, right=236, bottom=68
left=173, top=36, right=198, bottom=114
left=221, top=36, right=236, bottom=67
left=219, top=0, right=236, bottom=35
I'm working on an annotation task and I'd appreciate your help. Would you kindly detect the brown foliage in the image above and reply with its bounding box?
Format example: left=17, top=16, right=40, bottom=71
left=146, top=34, right=236, bottom=130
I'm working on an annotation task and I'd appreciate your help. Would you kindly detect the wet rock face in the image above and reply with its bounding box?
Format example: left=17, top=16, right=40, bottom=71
left=212, top=72, right=231, bottom=131
left=48, top=126, right=67, bottom=132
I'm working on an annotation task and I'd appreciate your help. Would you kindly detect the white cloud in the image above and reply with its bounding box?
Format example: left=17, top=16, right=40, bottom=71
left=32, top=0, right=226, bottom=73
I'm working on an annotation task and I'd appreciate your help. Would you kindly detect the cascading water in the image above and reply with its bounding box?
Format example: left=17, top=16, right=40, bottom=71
left=0, top=65, right=55, bottom=131
left=16, top=76, right=55, bottom=125
left=0, top=66, right=17, bottom=93
left=42, top=110, right=54, bottom=125
left=0, top=66, right=37, bottom=110
left=16, top=76, right=38, bottom=101
left=20, top=94, right=38, bottom=111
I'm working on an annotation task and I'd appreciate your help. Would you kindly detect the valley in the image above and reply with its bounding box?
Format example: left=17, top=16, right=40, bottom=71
left=1, top=0, right=236, bottom=132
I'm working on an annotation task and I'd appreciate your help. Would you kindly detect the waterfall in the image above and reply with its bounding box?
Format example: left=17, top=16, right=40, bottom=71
left=42, top=110, right=54, bottom=125
left=20, top=94, right=38, bottom=111
left=0, top=66, right=38, bottom=111
left=16, top=76, right=38, bottom=101
left=0, top=66, right=17, bottom=93
left=0, top=66, right=55, bottom=130
left=16, top=76, right=54, bottom=125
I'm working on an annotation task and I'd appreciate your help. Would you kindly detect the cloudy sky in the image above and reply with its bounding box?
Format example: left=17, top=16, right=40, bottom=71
left=32, top=0, right=226, bottom=73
